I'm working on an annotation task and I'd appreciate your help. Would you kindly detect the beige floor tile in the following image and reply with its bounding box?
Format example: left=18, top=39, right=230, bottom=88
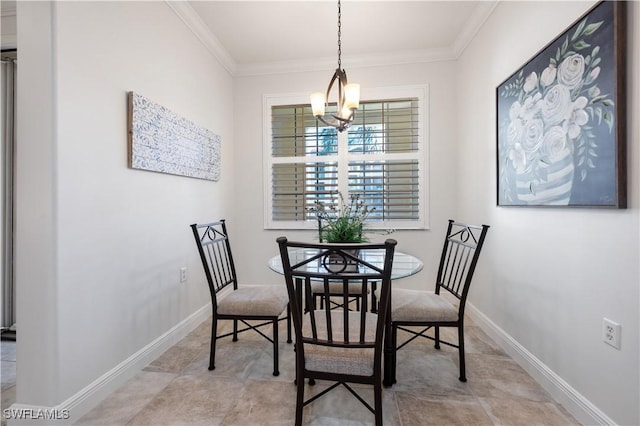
left=220, top=380, right=297, bottom=425
left=1, top=361, right=16, bottom=392
left=66, top=313, right=580, bottom=426
left=396, top=393, right=493, bottom=425
left=301, top=380, right=399, bottom=426
left=143, top=342, right=207, bottom=374
left=0, top=341, right=16, bottom=362
left=464, top=326, right=507, bottom=356
left=74, top=371, right=176, bottom=425
left=466, top=354, right=553, bottom=402
left=126, top=375, right=243, bottom=426
left=389, top=348, right=472, bottom=397
left=182, top=339, right=293, bottom=382
left=1, top=384, right=16, bottom=412
left=1, top=341, right=17, bottom=395
left=479, top=397, right=580, bottom=425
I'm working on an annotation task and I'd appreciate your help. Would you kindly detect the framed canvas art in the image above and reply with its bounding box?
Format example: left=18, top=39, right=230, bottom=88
left=496, top=1, right=626, bottom=207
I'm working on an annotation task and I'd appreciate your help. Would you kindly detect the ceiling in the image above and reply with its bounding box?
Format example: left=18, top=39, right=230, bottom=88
left=1, top=1, right=498, bottom=76
left=177, top=1, right=498, bottom=76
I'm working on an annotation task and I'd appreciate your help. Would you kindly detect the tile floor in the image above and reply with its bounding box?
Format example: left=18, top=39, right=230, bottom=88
left=1, top=338, right=16, bottom=426
left=63, top=315, right=579, bottom=425
left=0, top=316, right=579, bottom=425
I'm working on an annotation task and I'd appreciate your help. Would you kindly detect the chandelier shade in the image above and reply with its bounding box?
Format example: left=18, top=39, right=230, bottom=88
left=311, top=0, right=359, bottom=132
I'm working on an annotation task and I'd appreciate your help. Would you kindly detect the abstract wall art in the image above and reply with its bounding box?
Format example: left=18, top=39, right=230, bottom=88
left=127, top=91, right=221, bottom=181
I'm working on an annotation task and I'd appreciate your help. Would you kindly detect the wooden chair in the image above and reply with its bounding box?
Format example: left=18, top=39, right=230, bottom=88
left=191, top=220, right=291, bottom=376
left=386, top=220, right=489, bottom=385
left=277, top=237, right=396, bottom=426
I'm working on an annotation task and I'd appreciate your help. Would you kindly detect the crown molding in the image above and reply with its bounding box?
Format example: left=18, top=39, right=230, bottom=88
left=452, top=1, right=499, bottom=57
left=168, top=0, right=498, bottom=78
left=235, top=46, right=459, bottom=77
left=165, top=1, right=237, bottom=75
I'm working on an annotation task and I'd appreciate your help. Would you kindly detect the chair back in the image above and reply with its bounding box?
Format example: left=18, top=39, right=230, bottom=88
left=436, top=220, right=489, bottom=309
left=277, top=238, right=396, bottom=375
left=190, top=220, right=238, bottom=305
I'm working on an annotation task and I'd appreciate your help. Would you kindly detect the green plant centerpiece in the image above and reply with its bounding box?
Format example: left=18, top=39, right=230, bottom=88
left=309, top=192, right=374, bottom=243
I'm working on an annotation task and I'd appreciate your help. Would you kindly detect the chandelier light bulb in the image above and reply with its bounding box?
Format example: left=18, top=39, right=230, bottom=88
left=310, top=92, right=326, bottom=117
left=344, top=83, right=360, bottom=110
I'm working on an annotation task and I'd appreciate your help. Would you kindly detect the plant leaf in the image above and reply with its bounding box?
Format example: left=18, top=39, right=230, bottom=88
left=603, top=113, right=614, bottom=132
left=595, top=107, right=603, bottom=124
left=573, top=40, right=590, bottom=50
left=583, top=21, right=603, bottom=36
left=572, top=19, right=587, bottom=41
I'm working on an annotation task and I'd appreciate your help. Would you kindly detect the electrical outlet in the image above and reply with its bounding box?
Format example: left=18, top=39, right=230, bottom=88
left=602, top=318, right=621, bottom=349
left=180, top=267, right=187, bottom=283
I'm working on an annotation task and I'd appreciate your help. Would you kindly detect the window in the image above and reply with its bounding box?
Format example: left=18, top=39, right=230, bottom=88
left=264, top=85, right=428, bottom=230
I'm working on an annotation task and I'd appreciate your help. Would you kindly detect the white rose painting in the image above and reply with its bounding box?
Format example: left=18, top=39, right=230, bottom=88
left=497, top=1, right=625, bottom=207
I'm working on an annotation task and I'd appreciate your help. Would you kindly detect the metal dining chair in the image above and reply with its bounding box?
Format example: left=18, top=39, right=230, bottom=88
left=385, top=220, right=489, bottom=385
left=191, top=220, right=291, bottom=376
left=277, top=237, right=396, bottom=426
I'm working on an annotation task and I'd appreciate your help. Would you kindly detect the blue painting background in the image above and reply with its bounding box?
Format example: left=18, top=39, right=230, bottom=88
left=496, top=1, right=621, bottom=206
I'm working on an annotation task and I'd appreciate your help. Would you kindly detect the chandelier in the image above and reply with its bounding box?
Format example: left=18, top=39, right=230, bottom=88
left=310, top=0, right=360, bottom=133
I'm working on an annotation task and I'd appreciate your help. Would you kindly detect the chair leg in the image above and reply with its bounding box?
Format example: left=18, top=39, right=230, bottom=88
left=371, top=281, right=378, bottom=313
left=374, top=380, right=383, bottom=426
left=434, top=325, right=441, bottom=349
left=295, top=371, right=305, bottom=426
left=391, top=324, right=398, bottom=384
left=209, top=315, right=217, bottom=370
left=273, top=318, right=280, bottom=376
left=233, top=319, right=238, bottom=342
left=286, top=304, right=292, bottom=344
left=383, top=323, right=395, bottom=387
left=458, top=325, right=466, bottom=382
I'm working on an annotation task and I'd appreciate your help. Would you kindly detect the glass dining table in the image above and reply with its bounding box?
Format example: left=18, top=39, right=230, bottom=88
left=268, top=247, right=424, bottom=387
left=268, top=248, right=423, bottom=279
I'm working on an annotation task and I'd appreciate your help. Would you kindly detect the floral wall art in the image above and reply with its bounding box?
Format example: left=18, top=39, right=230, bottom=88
left=497, top=1, right=626, bottom=207
left=127, top=92, right=221, bottom=181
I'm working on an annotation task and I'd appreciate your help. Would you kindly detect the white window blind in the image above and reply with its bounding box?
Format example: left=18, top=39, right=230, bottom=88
left=264, top=86, right=428, bottom=230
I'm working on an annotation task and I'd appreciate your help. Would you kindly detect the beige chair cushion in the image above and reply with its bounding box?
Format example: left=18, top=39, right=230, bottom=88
left=217, top=285, right=288, bottom=317
left=309, top=280, right=369, bottom=295
left=302, top=310, right=378, bottom=376
left=390, top=289, right=459, bottom=323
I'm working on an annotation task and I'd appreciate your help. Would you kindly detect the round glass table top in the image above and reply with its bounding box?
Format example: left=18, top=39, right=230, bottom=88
left=268, top=249, right=423, bottom=280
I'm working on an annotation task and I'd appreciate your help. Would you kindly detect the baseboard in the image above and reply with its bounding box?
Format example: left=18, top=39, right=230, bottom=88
left=5, top=304, right=211, bottom=425
left=466, top=303, right=616, bottom=426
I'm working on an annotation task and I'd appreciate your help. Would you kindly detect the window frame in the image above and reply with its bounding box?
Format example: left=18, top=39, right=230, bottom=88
left=263, top=85, right=430, bottom=230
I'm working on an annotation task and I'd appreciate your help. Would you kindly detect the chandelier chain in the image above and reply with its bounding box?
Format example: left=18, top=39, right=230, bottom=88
left=337, top=0, right=342, bottom=69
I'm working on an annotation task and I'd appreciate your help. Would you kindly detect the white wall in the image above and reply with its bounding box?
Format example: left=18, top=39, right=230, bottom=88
left=232, top=61, right=460, bottom=289
left=11, top=0, right=639, bottom=424
left=457, top=1, right=639, bottom=425
left=15, top=0, right=234, bottom=411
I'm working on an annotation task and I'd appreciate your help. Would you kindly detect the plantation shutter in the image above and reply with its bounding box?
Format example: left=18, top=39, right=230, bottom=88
left=270, top=105, right=339, bottom=221
left=268, top=93, right=425, bottom=228
left=346, top=99, right=420, bottom=220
